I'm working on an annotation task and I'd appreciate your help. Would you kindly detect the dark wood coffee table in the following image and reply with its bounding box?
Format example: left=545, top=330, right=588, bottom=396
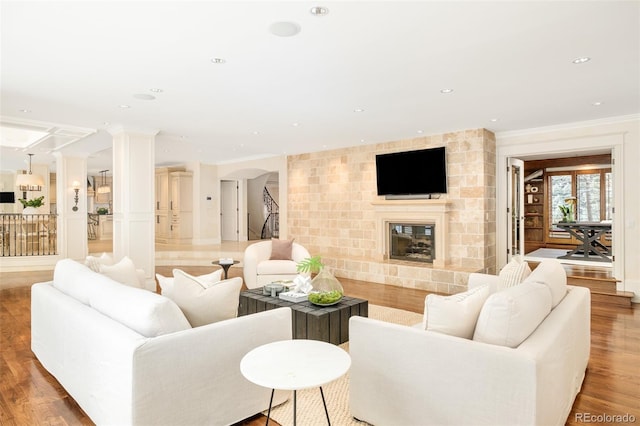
left=238, top=288, right=368, bottom=345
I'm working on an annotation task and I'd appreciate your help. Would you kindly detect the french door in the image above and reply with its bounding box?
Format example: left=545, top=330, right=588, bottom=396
left=507, top=158, right=525, bottom=259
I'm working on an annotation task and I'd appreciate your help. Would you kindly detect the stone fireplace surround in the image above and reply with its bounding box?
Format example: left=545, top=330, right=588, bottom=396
left=287, top=128, right=497, bottom=295
left=372, top=199, right=450, bottom=268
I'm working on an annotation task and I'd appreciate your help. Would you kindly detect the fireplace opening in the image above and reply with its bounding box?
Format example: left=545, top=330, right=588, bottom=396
left=389, top=223, right=435, bottom=263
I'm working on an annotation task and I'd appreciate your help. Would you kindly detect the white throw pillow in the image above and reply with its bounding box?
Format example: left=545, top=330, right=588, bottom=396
left=423, top=285, right=490, bottom=339
left=497, top=255, right=531, bottom=291
left=85, top=252, right=114, bottom=272
left=100, top=256, right=141, bottom=288
left=89, top=279, right=191, bottom=337
left=168, top=269, right=243, bottom=327
left=473, top=281, right=552, bottom=348
left=522, top=259, right=568, bottom=308
left=156, top=269, right=224, bottom=298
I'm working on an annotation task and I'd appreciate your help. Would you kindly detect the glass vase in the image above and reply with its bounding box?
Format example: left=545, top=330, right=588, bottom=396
left=309, top=269, right=344, bottom=305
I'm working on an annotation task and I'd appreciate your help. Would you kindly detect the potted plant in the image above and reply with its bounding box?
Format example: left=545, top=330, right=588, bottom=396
left=558, top=204, right=574, bottom=222
left=19, top=195, right=44, bottom=215
left=297, top=255, right=344, bottom=305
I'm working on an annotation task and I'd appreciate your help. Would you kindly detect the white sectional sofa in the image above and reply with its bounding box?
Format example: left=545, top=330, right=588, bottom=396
left=31, top=259, right=291, bottom=426
left=349, top=259, right=591, bottom=426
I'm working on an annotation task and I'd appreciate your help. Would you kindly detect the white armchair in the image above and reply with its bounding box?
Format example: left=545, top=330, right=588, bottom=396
left=243, top=240, right=311, bottom=289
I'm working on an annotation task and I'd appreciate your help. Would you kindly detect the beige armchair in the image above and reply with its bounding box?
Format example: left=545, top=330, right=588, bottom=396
left=243, top=240, right=311, bottom=289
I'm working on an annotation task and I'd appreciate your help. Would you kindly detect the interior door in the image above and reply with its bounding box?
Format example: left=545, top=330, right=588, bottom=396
left=221, top=180, right=238, bottom=241
left=507, top=158, right=525, bottom=258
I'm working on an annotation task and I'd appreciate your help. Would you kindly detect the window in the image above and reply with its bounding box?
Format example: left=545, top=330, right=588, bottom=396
left=547, top=168, right=611, bottom=241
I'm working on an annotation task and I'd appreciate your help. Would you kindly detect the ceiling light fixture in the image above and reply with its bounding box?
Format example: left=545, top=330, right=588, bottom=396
left=591, top=101, right=603, bottom=106
left=572, top=57, right=591, bottom=64
left=310, top=6, right=329, bottom=16
left=269, top=21, right=301, bottom=37
left=440, top=88, right=454, bottom=94
left=211, top=58, right=226, bottom=64
left=97, top=170, right=111, bottom=194
left=417, top=130, right=424, bottom=134
left=119, top=104, right=130, bottom=109
left=150, top=88, right=163, bottom=93
left=19, top=109, right=31, bottom=113
left=16, top=153, right=44, bottom=194
left=490, top=118, right=499, bottom=122
left=354, top=108, right=365, bottom=112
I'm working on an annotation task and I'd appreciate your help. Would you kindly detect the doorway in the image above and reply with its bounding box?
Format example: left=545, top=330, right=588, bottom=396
left=221, top=180, right=238, bottom=241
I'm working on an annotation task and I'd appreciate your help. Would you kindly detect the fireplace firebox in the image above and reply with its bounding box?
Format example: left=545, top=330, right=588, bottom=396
left=389, top=223, right=435, bottom=263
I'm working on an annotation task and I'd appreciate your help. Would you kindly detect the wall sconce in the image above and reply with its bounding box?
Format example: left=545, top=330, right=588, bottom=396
left=72, top=181, right=81, bottom=211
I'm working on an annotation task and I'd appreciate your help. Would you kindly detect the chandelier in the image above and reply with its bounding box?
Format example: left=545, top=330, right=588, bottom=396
left=16, top=153, right=44, bottom=192
left=97, top=170, right=111, bottom=194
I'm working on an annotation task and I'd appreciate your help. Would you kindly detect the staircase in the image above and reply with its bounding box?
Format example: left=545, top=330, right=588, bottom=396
left=260, top=188, right=279, bottom=239
left=566, top=276, right=634, bottom=308
left=529, top=261, right=634, bottom=308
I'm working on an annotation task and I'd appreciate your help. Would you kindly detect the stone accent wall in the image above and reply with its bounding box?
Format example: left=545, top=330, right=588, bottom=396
left=288, top=128, right=496, bottom=294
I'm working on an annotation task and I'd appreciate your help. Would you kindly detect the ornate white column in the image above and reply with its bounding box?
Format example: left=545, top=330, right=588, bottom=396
left=54, top=153, right=88, bottom=260
left=108, top=126, right=157, bottom=290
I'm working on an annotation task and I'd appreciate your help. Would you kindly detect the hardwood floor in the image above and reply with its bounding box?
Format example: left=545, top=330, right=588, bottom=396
left=1, top=267, right=638, bottom=425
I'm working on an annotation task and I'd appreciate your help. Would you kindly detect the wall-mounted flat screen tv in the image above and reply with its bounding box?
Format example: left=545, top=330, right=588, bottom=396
left=0, top=192, right=16, bottom=204
left=376, top=147, right=447, bottom=196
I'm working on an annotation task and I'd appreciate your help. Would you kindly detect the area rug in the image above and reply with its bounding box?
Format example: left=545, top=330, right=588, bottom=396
left=265, top=304, right=423, bottom=426
left=525, top=248, right=612, bottom=267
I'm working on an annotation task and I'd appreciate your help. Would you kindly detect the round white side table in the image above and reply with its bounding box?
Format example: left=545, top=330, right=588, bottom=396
left=240, top=339, right=351, bottom=425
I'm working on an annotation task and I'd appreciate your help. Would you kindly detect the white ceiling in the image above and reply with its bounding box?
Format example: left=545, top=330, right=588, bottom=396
left=1, top=1, right=639, bottom=175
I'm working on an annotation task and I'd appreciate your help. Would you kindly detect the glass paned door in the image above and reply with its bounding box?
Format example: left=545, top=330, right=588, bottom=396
left=549, top=174, right=573, bottom=242
left=507, top=158, right=524, bottom=258
left=577, top=173, right=601, bottom=222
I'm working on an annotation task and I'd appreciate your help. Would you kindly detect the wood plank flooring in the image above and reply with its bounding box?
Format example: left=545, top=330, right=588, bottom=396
left=1, top=266, right=638, bottom=425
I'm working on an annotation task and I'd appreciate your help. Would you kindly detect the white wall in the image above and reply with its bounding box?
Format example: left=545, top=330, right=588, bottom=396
left=187, top=162, right=219, bottom=245
left=496, top=115, right=640, bottom=302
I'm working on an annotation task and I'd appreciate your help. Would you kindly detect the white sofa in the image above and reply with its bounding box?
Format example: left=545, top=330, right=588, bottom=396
left=349, top=259, right=591, bottom=426
left=31, top=259, right=291, bottom=426
left=243, top=240, right=311, bottom=289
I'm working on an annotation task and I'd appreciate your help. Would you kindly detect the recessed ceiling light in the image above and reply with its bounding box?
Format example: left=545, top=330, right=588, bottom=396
left=150, top=88, right=163, bottom=93
left=572, top=57, right=591, bottom=64
left=19, top=109, right=31, bottom=113
left=133, top=94, right=156, bottom=100
left=310, top=6, right=329, bottom=16
left=253, top=131, right=260, bottom=135
left=211, top=58, right=226, bottom=64
left=269, top=21, right=301, bottom=37
left=417, top=130, right=424, bottom=134
left=292, top=122, right=299, bottom=127
left=591, top=101, right=603, bottom=106
left=354, top=108, right=365, bottom=112
left=440, top=88, right=453, bottom=94
left=490, top=118, right=499, bottom=122
left=119, top=105, right=131, bottom=109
